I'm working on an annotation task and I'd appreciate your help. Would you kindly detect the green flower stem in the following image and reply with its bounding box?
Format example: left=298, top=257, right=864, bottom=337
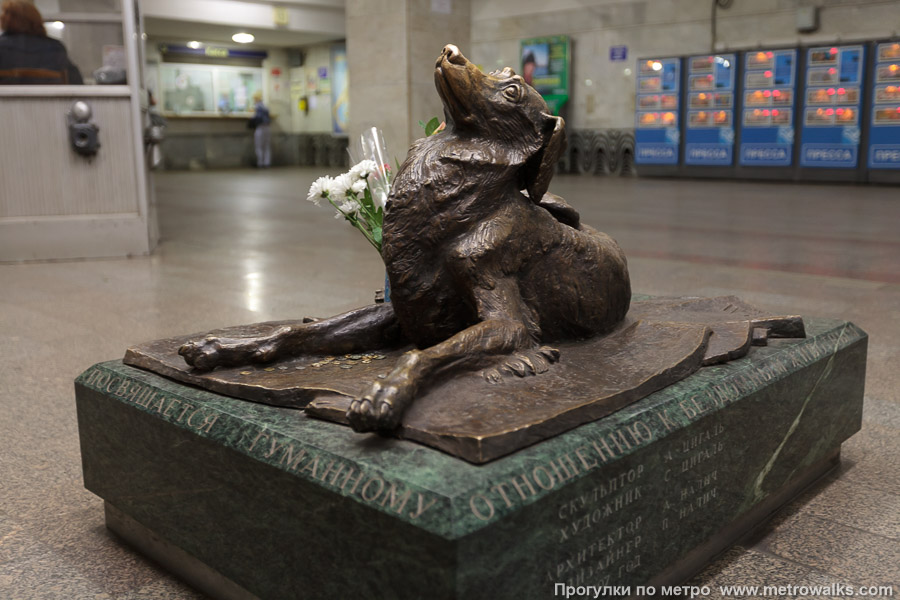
left=324, top=194, right=381, bottom=254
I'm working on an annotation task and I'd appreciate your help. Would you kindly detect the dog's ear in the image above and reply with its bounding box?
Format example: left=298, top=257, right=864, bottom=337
left=524, top=114, right=566, bottom=203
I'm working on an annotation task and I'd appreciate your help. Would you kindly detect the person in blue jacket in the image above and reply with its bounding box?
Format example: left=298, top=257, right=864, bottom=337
left=251, top=90, right=272, bottom=168
left=0, top=0, right=83, bottom=84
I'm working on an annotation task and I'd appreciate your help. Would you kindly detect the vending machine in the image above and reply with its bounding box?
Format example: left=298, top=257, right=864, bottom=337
left=867, top=41, right=900, bottom=183
left=635, top=56, right=681, bottom=175
left=683, top=53, right=737, bottom=176
left=737, top=48, right=799, bottom=179
left=798, top=44, right=867, bottom=181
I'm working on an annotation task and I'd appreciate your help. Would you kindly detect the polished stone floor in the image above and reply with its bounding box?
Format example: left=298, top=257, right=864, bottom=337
left=1, top=169, right=898, bottom=599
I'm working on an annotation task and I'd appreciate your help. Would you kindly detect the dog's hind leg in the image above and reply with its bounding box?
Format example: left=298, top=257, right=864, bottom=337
left=179, top=303, right=404, bottom=371
left=347, top=280, right=555, bottom=432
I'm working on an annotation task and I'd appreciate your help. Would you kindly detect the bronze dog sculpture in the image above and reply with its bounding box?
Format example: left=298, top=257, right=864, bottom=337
left=179, top=44, right=631, bottom=433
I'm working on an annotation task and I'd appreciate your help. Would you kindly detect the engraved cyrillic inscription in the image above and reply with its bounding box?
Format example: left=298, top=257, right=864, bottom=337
left=82, top=368, right=219, bottom=435
left=243, top=428, right=439, bottom=520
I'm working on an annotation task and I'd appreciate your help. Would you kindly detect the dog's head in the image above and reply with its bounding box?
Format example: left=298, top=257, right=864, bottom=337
left=434, top=44, right=566, bottom=201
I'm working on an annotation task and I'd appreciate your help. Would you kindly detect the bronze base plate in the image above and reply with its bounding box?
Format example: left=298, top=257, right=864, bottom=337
left=123, top=296, right=804, bottom=463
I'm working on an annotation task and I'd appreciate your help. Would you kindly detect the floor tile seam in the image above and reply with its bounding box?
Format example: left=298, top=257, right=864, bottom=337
left=834, top=469, right=900, bottom=500
left=746, top=545, right=878, bottom=589
left=799, top=491, right=900, bottom=541
left=154, top=186, right=313, bottom=204
left=597, top=217, right=900, bottom=249
left=769, top=509, right=900, bottom=548
left=623, top=250, right=900, bottom=284
left=1, top=496, right=103, bottom=526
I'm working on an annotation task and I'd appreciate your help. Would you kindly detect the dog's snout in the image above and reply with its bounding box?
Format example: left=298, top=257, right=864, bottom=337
left=442, top=44, right=466, bottom=66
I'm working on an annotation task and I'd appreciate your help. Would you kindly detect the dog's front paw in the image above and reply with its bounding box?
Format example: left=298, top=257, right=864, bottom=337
left=484, top=345, right=561, bottom=383
left=178, top=326, right=292, bottom=371
left=346, top=352, right=421, bottom=433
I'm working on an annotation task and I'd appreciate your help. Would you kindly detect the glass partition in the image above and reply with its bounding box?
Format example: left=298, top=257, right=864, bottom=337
left=159, top=63, right=263, bottom=116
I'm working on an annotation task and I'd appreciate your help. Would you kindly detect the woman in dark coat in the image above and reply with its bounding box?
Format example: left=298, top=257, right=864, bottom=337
left=0, top=0, right=83, bottom=84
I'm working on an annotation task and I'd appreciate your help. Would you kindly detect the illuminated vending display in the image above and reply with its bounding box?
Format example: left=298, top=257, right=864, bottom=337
left=868, top=42, right=900, bottom=169
left=799, top=45, right=866, bottom=168
left=635, top=57, right=681, bottom=165
left=739, top=48, right=797, bottom=166
left=685, top=53, right=736, bottom=165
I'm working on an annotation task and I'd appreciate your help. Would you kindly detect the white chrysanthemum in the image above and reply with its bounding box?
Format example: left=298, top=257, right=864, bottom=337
left=351, top=159, right=378, bottom=180
left=334, top=199, right=359, bottom=219
left=341, top=172, right=357, bottom=192
left=350, top=179, right=367, bottom=195
left=307, top=176, right=333, bottom=205
left=327, top=174, right=351, bottom=203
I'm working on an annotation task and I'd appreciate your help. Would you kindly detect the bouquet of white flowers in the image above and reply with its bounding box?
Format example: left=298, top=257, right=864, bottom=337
left=306, top=128, right=392, bottom=255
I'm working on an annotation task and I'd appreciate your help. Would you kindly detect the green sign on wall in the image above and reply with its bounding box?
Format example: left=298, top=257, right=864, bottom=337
left=520, top=35, right=571, bottom=115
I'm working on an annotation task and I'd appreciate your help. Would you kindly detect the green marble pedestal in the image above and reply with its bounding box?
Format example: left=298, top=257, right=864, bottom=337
left=75, top=319, right=866, bottom=600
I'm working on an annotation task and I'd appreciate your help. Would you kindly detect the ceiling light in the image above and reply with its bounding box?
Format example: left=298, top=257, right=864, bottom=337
left=232, top=32, right=254, bottom=44
left=187, top=41, right=201, bottom=49
left=49, top=21, right=64, bottom=30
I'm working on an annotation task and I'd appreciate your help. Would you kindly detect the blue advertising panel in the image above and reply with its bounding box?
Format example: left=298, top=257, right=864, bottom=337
left=635, top=57, right=681, bottom=165
left=868, top=42, right=900, bottom=169
left=685, top=53, right=736, bottom=165
left=739, top=49, right=797, bottom=166
left=799, top=45, right=865, bottom=168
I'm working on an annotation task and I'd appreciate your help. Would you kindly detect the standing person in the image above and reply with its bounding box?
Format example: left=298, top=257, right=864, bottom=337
left=251, top=90, right=271, bottom=168
left=0, top=0, right=83, bottom=84
left=217, top=93, right=230, bottom=114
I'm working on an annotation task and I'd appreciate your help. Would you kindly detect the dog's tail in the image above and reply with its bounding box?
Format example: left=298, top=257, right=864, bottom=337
left=525, top=191, right=581, bottom=229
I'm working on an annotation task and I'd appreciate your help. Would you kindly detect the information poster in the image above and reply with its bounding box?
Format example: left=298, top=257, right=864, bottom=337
left=739, top=48, right=797, bottom=166
left=520, top=35, right=570, bottom=115
left=867, top=41, right=900, bottom=169
left=330, top=44, right=348, bottom=135
left=635, top=57, right=681, bottom=165
left=799, top=45, right=865, bottom=168
left=685, top=54, right=736, bottom=166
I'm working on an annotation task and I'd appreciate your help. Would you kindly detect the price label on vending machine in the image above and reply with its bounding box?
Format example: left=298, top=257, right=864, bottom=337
left=799, top=45, right=865, bottom=168
left=868, top=42, right=900, bottom=169
left=739, top=49, right=797, bottom=166
left=635, top=57, right=681, bottom=165
left=685, top=53, right=736, bottom=165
